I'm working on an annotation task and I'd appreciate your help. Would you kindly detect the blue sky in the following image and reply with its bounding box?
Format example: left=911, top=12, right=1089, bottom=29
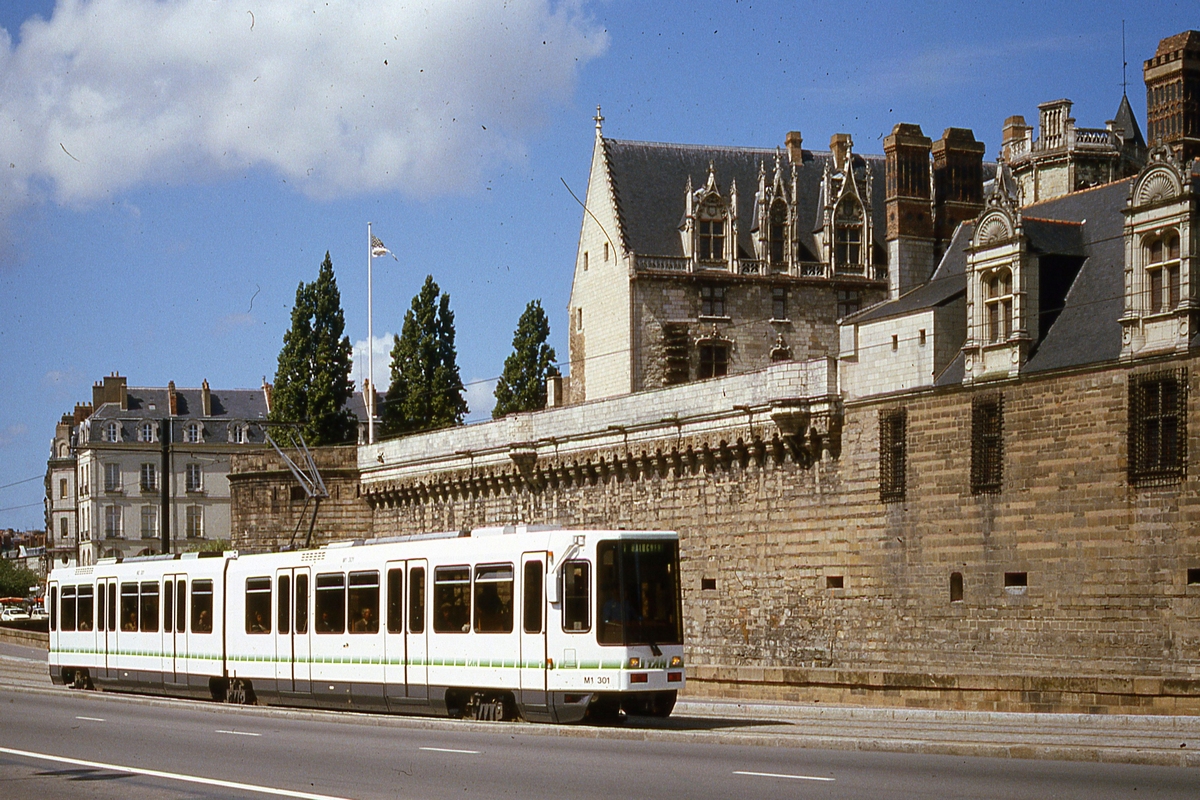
left=0, top=0, right=1195, bottom=529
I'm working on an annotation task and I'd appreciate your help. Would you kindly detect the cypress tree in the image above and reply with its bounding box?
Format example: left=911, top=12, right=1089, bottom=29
left=269, top=252, right=357, bottom=445
left=381, top=275, right=468, bottom=435
left=493, top=299, right=557, bottom=418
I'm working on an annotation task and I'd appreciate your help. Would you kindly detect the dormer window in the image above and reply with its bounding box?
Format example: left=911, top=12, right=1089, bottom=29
left=184, top=422, right=201, bottom=443
left=984, top=269, right=1014, bottom=343
left=1145, top=231, right=1181, bottom=314
left=139, top=422, right=156, bottom=443
left=105, top=422, right=120, bottom=443
left=834, top=199, right=863, bottom=267
left=697, top=197, right=726, bottom=262
left=768, top=200, right=787, bottom=264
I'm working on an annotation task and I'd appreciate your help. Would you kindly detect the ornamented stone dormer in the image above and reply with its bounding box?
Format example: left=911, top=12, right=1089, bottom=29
left=682, top=163, right=738, bottom=272
left=754, top=153, right=798, bottom=272
left=1120, top=144, right=1197, bottom=360
left=818, top=134, right=875, bottom=278
left=963, top=162, right=1032, bottom=383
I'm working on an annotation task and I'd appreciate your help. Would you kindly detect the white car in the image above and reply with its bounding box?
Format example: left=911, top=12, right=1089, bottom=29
left=0, top=607, right=31, bottom=622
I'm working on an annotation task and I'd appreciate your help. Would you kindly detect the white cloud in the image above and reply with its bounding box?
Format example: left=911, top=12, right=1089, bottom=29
left=0, top=0, right=607, bottom=212
left=351, top=332, right=394, bottom=393
left=0, top=423, right=28, bottom=449
left=464, top=377, right=498, bottom=423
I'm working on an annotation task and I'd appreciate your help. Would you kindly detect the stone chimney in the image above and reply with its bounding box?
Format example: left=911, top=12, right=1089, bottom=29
left=92, top=372, right=128, bottom=411
left=785, top=131, right=804, bottom=166
left=932, top=128, right=986, bottom=256
left=883, top=123, right=934, bottom=298
left=1144, top=30, right=1200, bottom=161
left=830, top=133, right=853, bottom=167
left=201, top=379, right=212, bottom=417
left=262, top=377, right=273, bottom=413
left=545, top=373, right=564, bottom=408
left=1001, top=115, right=1032, bottom=161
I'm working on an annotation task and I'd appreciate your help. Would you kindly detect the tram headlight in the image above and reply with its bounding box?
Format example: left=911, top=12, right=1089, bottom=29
left=627, top=657, right=641, bottom=669
left=669, top=655, right=683, bottom=668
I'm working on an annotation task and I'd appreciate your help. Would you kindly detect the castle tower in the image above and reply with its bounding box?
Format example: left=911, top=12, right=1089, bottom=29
left=1144, top=30, right=1200, bottom=161
left=884, top=123, right=934, bottom=298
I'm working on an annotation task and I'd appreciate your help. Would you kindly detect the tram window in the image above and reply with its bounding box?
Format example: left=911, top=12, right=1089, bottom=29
left=97, top=584, right=106, bottom=632
left=164, top=580, right=174, bottom=634
left=49, top=586, right=57, bottom=631
left=295, top=574, right=309, bottom=634
left=474, top=564, right=514, bottom=633
left=409, top=567, right=425, bottom=634
left=278, top=575, right=291, bottom=635
left=191, top=580, right=213, bottom=633
left=108, top=584, right=117, bottom=632
left=433, top=566, right=470, bottom=633
left=77, top=586, right=94, bottom=632
left=349, top=571, right=380, bottom=634
left=176, top=580, right=186, bottom=633
left=245, top=577, right=272, bottom=634
left=119, top=583, right=138, bottom=631
left=562, top=561, right=590, bottom=633
left=61, top=586, right=77, bottom=632
left=140, top=582, right=159, bottom=633
left=387, top=568, right=404, bottom=634
left=523, top=561, right=543, bottom=634
left=315, top=572, right=346, bottom=634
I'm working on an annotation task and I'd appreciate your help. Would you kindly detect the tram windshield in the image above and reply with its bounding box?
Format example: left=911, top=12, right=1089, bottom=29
left=596, top=539, right=682, bottom=647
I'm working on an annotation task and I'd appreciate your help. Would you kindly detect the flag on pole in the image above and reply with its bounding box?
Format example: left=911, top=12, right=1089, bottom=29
left=371, top=235, right=393, bottom=259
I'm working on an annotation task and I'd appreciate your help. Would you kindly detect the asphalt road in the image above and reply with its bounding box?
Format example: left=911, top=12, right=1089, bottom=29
left=2, top=643, right=1199, bottom=798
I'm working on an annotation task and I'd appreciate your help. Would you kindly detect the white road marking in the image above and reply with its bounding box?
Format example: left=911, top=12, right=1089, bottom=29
left=419, top=746, right=480, bottom=754
left=734, top=770, right=835, bottom=782
left=74, top=716, right=106, bottom=722
left=0, top=746, right=352, bottom=800
left=216, top=729, right=262, bottom=737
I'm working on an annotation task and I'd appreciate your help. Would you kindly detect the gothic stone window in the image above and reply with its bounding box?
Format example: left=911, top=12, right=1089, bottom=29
left=698, top=342, right=729, bottom=379
left=879, top=408, right=907, bottom=502
left=771, top=286, right=787, bottom=320
left=834, top=199, right=863, bottom=267
left=700, top=285, right=726, bottom=317
left=1128, top=369, right=1187, bottom=486
left=1145, top=231, right=1181, bottom=315
left=837, top=289, right=861, bottom=319
left=697, top=197, right=726, bottom=263
left=984, top=269, right=1013, bottom=343
left=768, top=199, right=787, bottom=264
left=970, top=395, right=1003, bottom=494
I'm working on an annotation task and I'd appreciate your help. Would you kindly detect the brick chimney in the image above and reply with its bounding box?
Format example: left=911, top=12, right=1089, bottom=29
left=785, top=131, right=804, bottom=166
left=73, top=403, right=93, bottom=425
left=201, top=379, right=212, bottom=417
left=1001, top=115, right=1032, bottom=161
left=91, top=372, right=128, bottom=411
left=1144, top=30, right=1200, bottom=161
left=167, top=381, right=178, bottom=416
left=932, top=128, right=986, bottom=257
left=262, top=377, right=273, bottom=413
left=884, top=123, right=934, bottom=298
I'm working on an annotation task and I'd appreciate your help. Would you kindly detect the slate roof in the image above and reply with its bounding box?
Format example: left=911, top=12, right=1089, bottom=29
left=602, top=138, right=888, bottom=263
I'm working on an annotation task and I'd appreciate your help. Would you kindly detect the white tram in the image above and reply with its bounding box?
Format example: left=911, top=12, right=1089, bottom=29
left=46, top=526, right=684, bottom=723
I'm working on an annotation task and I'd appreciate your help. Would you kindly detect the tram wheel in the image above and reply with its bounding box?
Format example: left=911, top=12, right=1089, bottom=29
left=225, top=679, right=256, bottom=705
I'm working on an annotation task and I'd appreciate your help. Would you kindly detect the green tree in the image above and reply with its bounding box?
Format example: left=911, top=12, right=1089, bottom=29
left=0, top=558, right=39, bottom=598
left=493, top=299, right=558, bottom=418
left=269, top=252, right=357, bottom=445
left=381, top=275, right=468, bottom=435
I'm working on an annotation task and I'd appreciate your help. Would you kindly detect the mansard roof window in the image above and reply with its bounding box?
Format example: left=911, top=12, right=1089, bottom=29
left=768, top=199, right=788, bottom=264
left=984, top=269, right=1013, bottom=344
left=1145, top=231, right=1181, bottom=315
left=104, top=421, right=120, bottom=443
left=696, top=196, right=727, bottom=263
left=834, top=199, right=863, bottom=268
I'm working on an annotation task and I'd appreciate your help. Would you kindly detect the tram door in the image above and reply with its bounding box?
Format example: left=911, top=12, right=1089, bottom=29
left=162, top=574, right=188, bottom=687
left=519, top=552, right=548, bottom=711
left=98, top=578, right=118, bottom=677
left=275, top=567, right=311, bottom=694
left=384, top=559, right=427, bottom=700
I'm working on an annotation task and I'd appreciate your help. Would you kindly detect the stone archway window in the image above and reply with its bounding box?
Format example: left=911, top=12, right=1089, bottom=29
left=697, top=196, right=727, bottom=262
left=984, top=269, right=1013, bottom=343
left=1145, top=230, right=1181, bottom=314
left=768, top=199, right=788, bottom=264
left=834, top=199, right=863, bottom=267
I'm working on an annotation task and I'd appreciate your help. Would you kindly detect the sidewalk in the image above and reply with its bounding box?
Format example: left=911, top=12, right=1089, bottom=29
left=671, top=697, right=1200, bottom=767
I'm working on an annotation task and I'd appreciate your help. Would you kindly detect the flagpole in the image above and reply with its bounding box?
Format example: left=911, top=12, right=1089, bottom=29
left=367, top=222, right=375, bottom=445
